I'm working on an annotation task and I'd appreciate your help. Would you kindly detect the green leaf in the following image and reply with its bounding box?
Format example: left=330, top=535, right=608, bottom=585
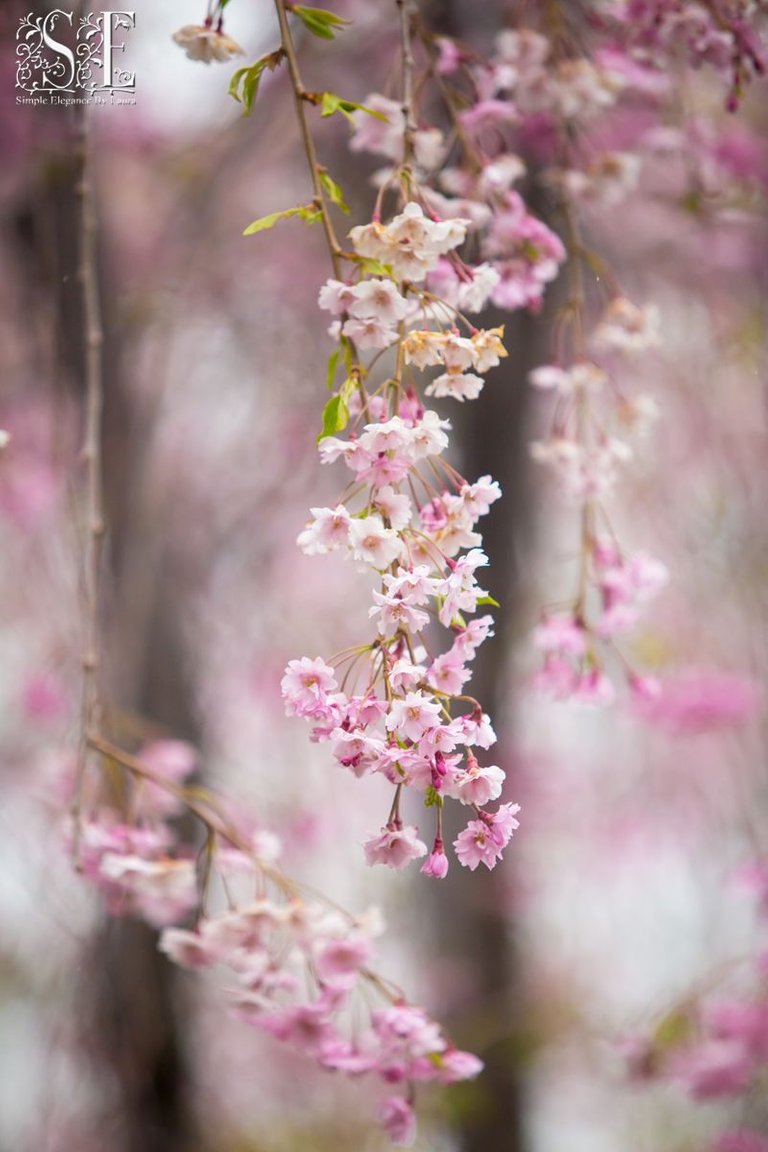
left=351, top=256, right=393, bottom=277
left=296, top=204, right=323, bottom=224
left=229, top=49, right=285, bottom=115
left=339, top=374, right=357, bottom=403
left=476, top=595, right=500, bottom=608
left=229, top=65, right=250, bottom=99
left=320, top=91, right=388, bottom=123
left=327, top=343, right=360, bottom=393
left=243, top=207, right=301, bottom=235
left=318, top=168, right=350, bottom=214
left=242, top=203, right=320, bottom=236
left=290, top=4, right=351, bottom=39
left=326, top=347, right=340, bottom=391
left=652, top=1007, right=694, bottom=1053
left=317, top=393, right=349, bottom=441
left=340, top=335, right=355, bottom=373
left=424, top=786, right=444, bottom=809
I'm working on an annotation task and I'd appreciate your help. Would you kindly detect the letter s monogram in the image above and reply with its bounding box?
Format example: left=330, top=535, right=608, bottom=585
left=41, top=11, right=75, bottom=91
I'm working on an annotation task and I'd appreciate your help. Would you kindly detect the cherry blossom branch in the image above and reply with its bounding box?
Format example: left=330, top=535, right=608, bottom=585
left=72, top=97, right=106, bottom=859
left=85, top=731, right=396, bottom=929
left=274, top=0, right=343, bottom=275
left=76, top=730, right=481, bottom=1145
left=396, top=0, right=417, bottom=173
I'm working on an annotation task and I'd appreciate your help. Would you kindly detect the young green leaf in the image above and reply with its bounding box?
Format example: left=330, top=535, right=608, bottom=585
left=290, top=5, right=351, bottom=40
left=318, top=169, right=350, bottom=214
left=326, top=348, right=340, bottom=391
left=319, top=92, right=388, bottom=123
left=348, top=255, right=394, bottom=277
left=652, top=1008, right=694, bottom=1053
left=339, top=375, right=357, bottom=404
left=229, top=65, right=250, bottom=100
left=242, top=203, right=320, bottom=235
left=424, top=786, right=444, bottom=809
left=340, top=335, right=355, bottom=374
left=476, top=594, right=501, bottom=608
left=229, top=49, right=285, bottom=115
left=317, top=393, right=349, bottom=441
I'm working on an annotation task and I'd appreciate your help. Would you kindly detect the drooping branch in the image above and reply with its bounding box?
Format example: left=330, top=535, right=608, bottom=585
left=274, top=0, right=343, bottom=276
left=397, top=0, right=418, bottom=172
left=72, top=92, right=106, bottom=856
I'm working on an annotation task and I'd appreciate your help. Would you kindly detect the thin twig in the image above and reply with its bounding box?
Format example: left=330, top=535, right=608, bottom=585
left=397, top=0, right=418, bottom=172
left=272, top=0, right=371, bottom=417
left=85, top=732, right=404, bottom=973
left=558, top=189, right=596, bottom=617
left=273, top=0, right=343, bottom=276
left=72, top=89, right=106, bottom=861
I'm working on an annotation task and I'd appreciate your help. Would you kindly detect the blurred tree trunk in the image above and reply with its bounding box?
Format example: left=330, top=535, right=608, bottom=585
left=434, top=302, right=542, bottom=1152
left=11, top=91, right=203, bottom=1150
left=421, top=3, right=546, bottom=1150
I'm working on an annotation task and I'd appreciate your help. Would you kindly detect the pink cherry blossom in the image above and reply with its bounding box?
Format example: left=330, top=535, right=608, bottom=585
left=407, top=409, right=451, bottom=458
left=314, top=934, right=374, bottom=987
left=385, top=692, right=443, bottom=741
left=427, top=371, right=485, bottom=402
left=297, top=504, right=352, bottom=554
left=348, top=515, right=404, bottom=569
left=532, top=613, right=588, bottom=655
left=257, top=1002, right=338, bottom=1057
left=22, top=672, right=69, bottom=722
left=373, top=485, right=412, bottom=531
left=634, top=671, right=763, bottom=734
left=318, top=278, right=359, bottom=316
left=459, top=476, right=501, bottom=518
left=454, top=803, right=520, bottom=871
left=132, top=740, right=197, bottom=817
left=717, top=1132, right=768, bottom=1152
left=281, top=657, right=338, bottom=718
left=369, top=591, right=430, bottom=636
left=420, top=838, right=449, bottom=879
left=97, top=854, right=198, bottom=927
left=363, top=824, right=428, bottom=870
left=426, top=650, right=471, bottom=696
left=671, top=1039, right=755, bottom=1099
left=331, top=729, right=387, bottom=777
left=435, top=1048, right=484, bottom=1082
left=347, top=278, right=409, bottom=325
left=342, top=315, right=399, bottom=351
left=159, top=928, right=218, bottom=970
left=448, top=751, right=505, bottom=806
left=379, top=1096, right=416, bottom=1147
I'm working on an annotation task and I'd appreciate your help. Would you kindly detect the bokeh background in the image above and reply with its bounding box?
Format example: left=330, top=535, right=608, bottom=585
left=1, top=1, right=767, bottom=1150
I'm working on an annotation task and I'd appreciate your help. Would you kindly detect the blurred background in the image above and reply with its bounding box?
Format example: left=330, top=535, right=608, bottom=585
left=1, top=1, right=767, bottom=1150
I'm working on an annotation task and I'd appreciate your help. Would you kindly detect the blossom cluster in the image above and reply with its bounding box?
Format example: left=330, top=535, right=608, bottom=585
left=64, top=733, right=482, bottom=1146
left=350, top=87, right=566, bottom=316
left=66, top=740, right=200, bottom=926
left=162, top=880, right=482, bottom=1147
left=529, top=297, right=669, bottom=706
left=624, top=866, right=768, bottom=1151
left=339, top=22, right=675, bottom=708
left=602, top=0, right=766, bottom=111
left=286, top=199, right=520, bottom=877
left=457, top=31, right=674, bottom=705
